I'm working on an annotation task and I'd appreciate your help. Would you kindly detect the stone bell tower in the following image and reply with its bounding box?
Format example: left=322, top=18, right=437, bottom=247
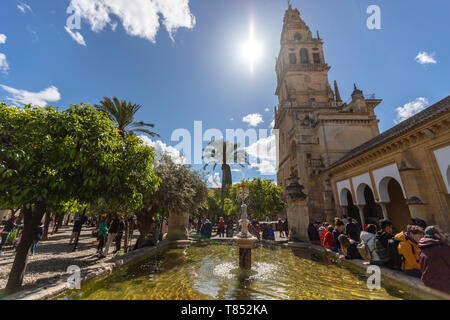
left=274, top=5, right=382, bottom=239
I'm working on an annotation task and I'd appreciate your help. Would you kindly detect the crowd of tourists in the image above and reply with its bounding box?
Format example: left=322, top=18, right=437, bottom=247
left=307, top=216, right=450, bottom=294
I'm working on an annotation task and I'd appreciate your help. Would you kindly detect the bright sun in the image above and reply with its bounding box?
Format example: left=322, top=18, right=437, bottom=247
left=241, top=20, right=263, bottom=74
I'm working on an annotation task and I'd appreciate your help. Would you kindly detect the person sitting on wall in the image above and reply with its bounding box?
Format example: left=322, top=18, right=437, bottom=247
left=395, top=225, right=425, bottom=278
left=332, top=220, right=345, bottom=252
left=338, top=234, right=362, bottom=260
left=323, top=226, right=337, bottom=252
left=418, top=225, right=450, bottom=294
left=359, top=224, right=381, bottom=262
left=307, top=220, right=321, bottom=243
left=374, top=219, right=394, bottom=266
left=318, top=222, right=329, bottom=246
left=345, top=218, right=361, bottom=242
left=411, top=217, right=427, bottom=230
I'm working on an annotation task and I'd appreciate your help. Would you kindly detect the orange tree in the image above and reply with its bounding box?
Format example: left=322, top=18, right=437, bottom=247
left=0, top=103, right=158, bottom=294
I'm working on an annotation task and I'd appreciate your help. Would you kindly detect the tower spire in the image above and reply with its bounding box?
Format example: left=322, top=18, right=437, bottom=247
left=334, top=80, right=342, bottom=103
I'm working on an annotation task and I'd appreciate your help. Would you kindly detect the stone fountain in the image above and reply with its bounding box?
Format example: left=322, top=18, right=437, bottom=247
left=233, top=184, right=257, bottom=270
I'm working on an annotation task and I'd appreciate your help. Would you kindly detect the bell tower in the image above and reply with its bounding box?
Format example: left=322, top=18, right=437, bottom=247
left=274, top=5, right=382, bottom=232
left=275, top=5, right=335, bottom=106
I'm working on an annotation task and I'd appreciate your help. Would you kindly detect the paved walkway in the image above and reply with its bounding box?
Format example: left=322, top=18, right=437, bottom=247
left=0, top=226, right=138, bottom=291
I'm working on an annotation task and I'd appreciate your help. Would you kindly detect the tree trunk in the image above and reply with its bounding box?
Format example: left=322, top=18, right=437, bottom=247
left=5, top=204, right=46, bottom=294
left=221, top=164, right=232, bottom=214
left=65, top=213, right=70, bottom=226
left=133, top=211, right=153, bottom=250
left=124, top=212, right=129, bottom=253
left=41, top=211, right=51, bottom=241
left=56, top=214, right=64, bottom=233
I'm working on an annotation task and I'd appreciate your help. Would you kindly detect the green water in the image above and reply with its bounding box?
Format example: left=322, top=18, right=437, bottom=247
left=62, top=243, right=432, bottom=300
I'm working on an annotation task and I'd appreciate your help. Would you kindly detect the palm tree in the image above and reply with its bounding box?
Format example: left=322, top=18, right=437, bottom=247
left=95, top=96, right=159, bottom=252
left=203, top=139, right=249, bottom=211
left=95, top=96, right=159, bottom=138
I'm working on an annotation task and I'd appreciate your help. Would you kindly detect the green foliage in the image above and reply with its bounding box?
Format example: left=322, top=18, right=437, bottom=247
left=0, top=103, right=159, bottom=213
left=226, top=178, right=286, bottom=220
left=148, top=156, right=208, bottom=216
left=95, top=96, right=159, bottom=138
left=196, top=189, right=221, bottom=217
left=0, top=103, right=123, bottom=209
left=6, top=230, right=19, bottom=245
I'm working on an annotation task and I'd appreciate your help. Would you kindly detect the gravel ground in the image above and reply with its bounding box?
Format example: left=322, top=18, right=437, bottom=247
left=0, top=225, right=138, bottom=291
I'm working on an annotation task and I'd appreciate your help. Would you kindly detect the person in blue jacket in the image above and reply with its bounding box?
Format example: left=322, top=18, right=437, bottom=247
left=31, top=222, right=44, bottom=255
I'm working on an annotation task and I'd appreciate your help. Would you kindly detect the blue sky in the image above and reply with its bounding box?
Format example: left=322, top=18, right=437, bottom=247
left=1, top=0, right=449, bottom=186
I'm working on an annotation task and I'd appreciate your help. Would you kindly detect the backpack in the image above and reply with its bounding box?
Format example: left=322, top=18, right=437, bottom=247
left=386, top=238, right=402, bottom=269
left=357, top=239, right=373, bottom=261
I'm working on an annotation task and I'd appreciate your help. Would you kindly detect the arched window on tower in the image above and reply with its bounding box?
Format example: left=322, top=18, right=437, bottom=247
left=289, top=53, right=297, bottom=64
left=294, top=32, right=302, bottom=41
left=313, top=53, right=321, bottom=64
left=300, top=48, right=309, bottom=64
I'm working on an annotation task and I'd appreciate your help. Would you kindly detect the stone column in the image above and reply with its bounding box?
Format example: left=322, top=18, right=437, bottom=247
left=378, top=202, right=389, bottom=220
left=357, top=205, right=366, bottom=226
left=238, top=246, right=252, bottom=270
left=286, top=198, right=310, bottom=241
left=167, top=212, right=189, bottom=240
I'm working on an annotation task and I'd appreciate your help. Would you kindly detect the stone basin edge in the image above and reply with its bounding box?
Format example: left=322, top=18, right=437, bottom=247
left=287, top=241, right=450, bottom=300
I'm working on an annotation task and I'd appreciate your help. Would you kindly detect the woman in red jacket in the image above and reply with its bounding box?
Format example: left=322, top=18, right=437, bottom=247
left=322, top=226, right=336, bottom=250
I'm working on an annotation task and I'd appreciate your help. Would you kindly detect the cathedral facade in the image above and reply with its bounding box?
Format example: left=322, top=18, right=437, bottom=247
left=274, top=6, right=450, bottom=239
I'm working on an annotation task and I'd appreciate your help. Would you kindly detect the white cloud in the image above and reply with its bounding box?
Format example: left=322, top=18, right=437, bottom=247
left=17, top=2, right=32, bottom=14
left=0, top=53, right=9, bottom=74
left=242, top=113, right=263, bottom=127
left=415, top=51, right=437, bottom=64
left=0, top=85, right=61, bottom=106
left=69, top=0, right=196, bottom=43
left=0, top=34, right=6, bottom=44
left=230, top=117, right=234, bottom=121
left=270, top=119, right=275, bottom=129
left=65, top=27, right=86, bottom=46
left=207, top=172, right=221, bottom=188
left=139, top=135, right=185, bottom=164
left=264, top=107, right=269, bottom=112
left=395, top=97, right=429, bottom=123
left=246, top=135, right=277, bottom=175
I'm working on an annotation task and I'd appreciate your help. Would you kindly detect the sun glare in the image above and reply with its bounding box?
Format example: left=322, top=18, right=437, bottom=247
left=241, top=20, right=263, bottom=74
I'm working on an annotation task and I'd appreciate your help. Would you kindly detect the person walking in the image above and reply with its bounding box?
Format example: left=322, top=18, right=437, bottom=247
left=284, top=219, right=289, bottom=238
left=218, top=217, right=225, bottom=238
left=277, top=219, right=285, bottom=238
left=69, top=218, right=82, bottom=245
left=0, top=218, right=17, bottom=256
left=114, top=217, right=125, bottom=253
left=226, top=218, right=234, bottom=238
left=31, top=222, right=44, bottom=256
left=97, top=217, right=108, bottom=257
left=104, top=215, right=120, bottom=255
